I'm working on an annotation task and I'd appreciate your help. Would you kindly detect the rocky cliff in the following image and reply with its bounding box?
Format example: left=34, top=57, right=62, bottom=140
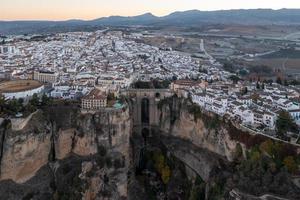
left=0, top=96, right=299, bottom=200
left=0, top=111, right=52, bottom=183
left=156, top=97, right=300, bottom=199
left=159, top=98, right=243, bottom=162
left=0, top=104, right=131, bottom=200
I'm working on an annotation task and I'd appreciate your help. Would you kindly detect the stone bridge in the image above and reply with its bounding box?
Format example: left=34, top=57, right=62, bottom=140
left=122, top=88, right=174, bottom=134
left=123, top=88, right=225, bottom=184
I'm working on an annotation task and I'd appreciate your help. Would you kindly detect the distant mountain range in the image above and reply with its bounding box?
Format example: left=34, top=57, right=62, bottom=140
left=1, top=9, right=300, bottom=35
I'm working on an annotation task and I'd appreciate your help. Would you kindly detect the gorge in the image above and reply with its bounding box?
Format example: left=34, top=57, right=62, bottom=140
left=0, top=92, right=299, bottom=200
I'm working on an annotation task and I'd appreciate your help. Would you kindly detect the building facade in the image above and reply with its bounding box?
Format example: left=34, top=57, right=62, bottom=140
left=33, top=71, right=57, bottom=83
left=81, top=89, right=107, bottom=110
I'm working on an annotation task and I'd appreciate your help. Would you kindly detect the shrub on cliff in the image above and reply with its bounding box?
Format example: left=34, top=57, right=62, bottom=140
left=208, top=178, right=226, bottom=200
left=187, top=103, right=202, bottom=121
left=161, top=165, right=171, bottom=184
left=157, top=95, right=174, bottom=110
left=204, top=114, right=221, bottom=130
left=186, top=102, right=222, bottom=129
left=234, top=143, right=244, bottom=161
left=258, top=140, right=298, bottom=170
left=152, top=151, right=172, bottom=184
left=234, top=141, right=300, bottom=198
left=283, top=156, right=298, bottom=174
left=189, top=176, right=206, bottom=200
left=227, top=123, right=267, bottom=148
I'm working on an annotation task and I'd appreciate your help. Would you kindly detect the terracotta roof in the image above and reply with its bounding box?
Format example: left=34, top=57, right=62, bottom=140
left=82, top=89, right=107, bottom=100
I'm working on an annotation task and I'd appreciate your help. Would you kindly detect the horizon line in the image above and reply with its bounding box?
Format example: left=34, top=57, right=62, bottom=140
left=0, top=7, right=299, bottom=22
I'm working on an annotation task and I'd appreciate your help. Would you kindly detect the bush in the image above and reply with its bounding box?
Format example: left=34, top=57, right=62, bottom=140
left=187, top=103, right=202, bottom=121
left=152, top=151, right=172, bottom=184
left=276, top=110, right=298, bottom=138
left=283, top=156, right=298, bottom=174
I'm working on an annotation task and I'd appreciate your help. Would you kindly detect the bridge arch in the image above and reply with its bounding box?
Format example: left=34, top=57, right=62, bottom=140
left=141, top=97, right=150, bottom=124
left=155, top=92, right=161, bottom=99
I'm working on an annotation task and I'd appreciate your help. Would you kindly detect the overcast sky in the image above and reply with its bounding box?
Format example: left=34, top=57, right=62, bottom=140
left=1, top=0, right=300, bottom=20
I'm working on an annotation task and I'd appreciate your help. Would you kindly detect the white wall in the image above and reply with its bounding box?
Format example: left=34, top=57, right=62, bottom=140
left=3, top=85, right=44, bottom=99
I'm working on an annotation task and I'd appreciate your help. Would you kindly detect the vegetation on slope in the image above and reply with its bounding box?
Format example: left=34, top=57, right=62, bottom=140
left=158, top=95, right=300, bottom=199
left=0, top=94, right=53, bottom=117
left=231, top=139, right=300, bottom=198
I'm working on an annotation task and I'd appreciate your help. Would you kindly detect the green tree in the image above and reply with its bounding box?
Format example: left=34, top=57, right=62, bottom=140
left=276, top=111, right=298, bottom=138
left=29, top=93, right=39, bottom=107
left=229, top=75, right=240, bottom=84
left=18, top=98, right=24, bottom=105
left=260, top=140, right=275, bottom=158
left=161, top=165, right=171, bottom=184
left=283, top=156, right=298, bottom=174
left=0, top=96, right=6, bottom=114
left=41, top=94, right=52, bottom=106
left=250, top=150, right=261, bottom=163
left=8, top=99, right=23, bottom=114
left=239, top=69, right=248, bottom=76
left=153, top=151, right=172, bottom=184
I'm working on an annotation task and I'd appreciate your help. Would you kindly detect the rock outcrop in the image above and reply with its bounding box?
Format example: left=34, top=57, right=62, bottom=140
left=0, top=96, right=299, bottom=200
left=0, top=104, right=131, bottom=199
left=159, top=98, right=243, bottom=162
left=0, top=110, right=51, bottom=183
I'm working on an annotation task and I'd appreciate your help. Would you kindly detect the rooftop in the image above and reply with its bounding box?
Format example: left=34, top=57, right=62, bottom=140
left=82, top=89, right=107, bottom=100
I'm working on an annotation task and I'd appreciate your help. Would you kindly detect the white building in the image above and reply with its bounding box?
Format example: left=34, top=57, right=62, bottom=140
left=34, top=70, right=58, bottom=83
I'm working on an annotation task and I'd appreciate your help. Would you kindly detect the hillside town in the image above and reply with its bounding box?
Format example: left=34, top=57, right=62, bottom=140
left=0, top=30, right=300, bottom=143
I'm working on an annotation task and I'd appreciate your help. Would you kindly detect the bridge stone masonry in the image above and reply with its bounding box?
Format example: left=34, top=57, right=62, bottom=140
left=121, top=88, right=174, bottom=134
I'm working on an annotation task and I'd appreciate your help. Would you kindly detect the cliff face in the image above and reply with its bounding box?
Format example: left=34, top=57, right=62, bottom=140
left=53, top=109, right=131, bottom=160
left=50, top=107, right=131, bottom=199
left=159, top=99, right=243, bottom=162
left=0, top=111, right=52, bottom=183
left=0, top=97, right=298, bottom=200
left=0, top=105, right=131, bottom=200
left=156, top=97, right=300, bottom=200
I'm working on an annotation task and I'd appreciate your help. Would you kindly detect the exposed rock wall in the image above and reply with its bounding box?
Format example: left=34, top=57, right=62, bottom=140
left=1, top=96, right=298, bottom=199
left=0, top=105, right=131, bottom=199
left=159, top=99, right=243, bottom=161
left=51, top=108, right=131, bottom=161
left=0, top=111, right=52, bottom=183
left=55, top=128, right=76, bottom=159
